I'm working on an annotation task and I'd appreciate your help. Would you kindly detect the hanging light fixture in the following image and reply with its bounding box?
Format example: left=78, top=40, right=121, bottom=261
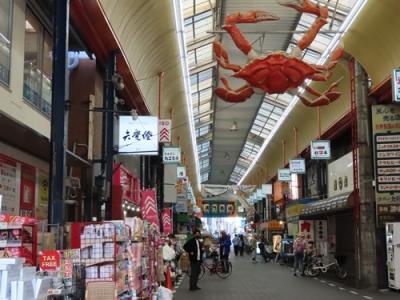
left=230, top=121, right=238, bottom=132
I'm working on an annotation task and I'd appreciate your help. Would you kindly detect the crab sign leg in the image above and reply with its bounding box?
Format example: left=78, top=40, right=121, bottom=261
left=213, top=41, right=241, bottom=72
left=223, top=11, right=279, bottom=56
left=279, top=0, right=329, bottom=50
left=215, top=77, right=254, bottom=103
left=298, top=78, right=342, bottom=107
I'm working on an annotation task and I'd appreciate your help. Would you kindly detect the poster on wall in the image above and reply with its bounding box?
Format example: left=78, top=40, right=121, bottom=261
left=311, top=140, right=331, bottom=159
left=372, top=104, right=400, bottom=226
left=289, top=158, right=306, bottom=174
left=0, top=154, right=18, bottom=214
left=118, top=116, right=159, bottom=155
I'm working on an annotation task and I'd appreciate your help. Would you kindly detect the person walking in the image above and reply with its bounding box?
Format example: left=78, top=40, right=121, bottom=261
left=239, top=235, right=245, bottom=256
left=183, top=229, right=203, bottom=291
left=293, top=233, right=306, bottom=276
left=250, top=234, right=258, bottom=263
left=232, top=234, right=240, bottom=256
left=220, top=231, right=231, bottom=272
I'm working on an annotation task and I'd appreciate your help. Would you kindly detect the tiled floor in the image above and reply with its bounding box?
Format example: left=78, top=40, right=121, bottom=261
left=174, top=254, right=399, bottom=300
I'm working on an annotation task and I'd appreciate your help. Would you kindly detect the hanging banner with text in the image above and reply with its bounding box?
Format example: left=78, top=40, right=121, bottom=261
left=140, top=189, right=159, bottom=228
left=289, top=158, right=306, bottom=174
left=278, top=168, right=291, bottom=182
left=311, top=140, right=331, bottom=160
left=162, top=147, right=181, bottom=164
left=372, top=104, right=400, bottom=226
left=162, top=208, right=173, bottom=234
left=119, top=116, right=159, bottom=155
left=159, top=119, right=172, bottom=143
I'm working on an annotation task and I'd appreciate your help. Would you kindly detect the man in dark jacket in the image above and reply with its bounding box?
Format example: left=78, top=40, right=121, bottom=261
left=183, top=229, right=203, bottom=291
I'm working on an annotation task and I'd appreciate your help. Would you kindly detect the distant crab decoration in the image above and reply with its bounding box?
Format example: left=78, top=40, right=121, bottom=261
left=213, top=0, right=344, bottom=106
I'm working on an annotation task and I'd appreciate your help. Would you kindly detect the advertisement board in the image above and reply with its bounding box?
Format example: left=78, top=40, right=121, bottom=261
left=372, top=105, right=400, bottom=226
left=289, top=158, right=306, bottom=174
left=118, top=116, right=158, bottom=155
left=278, top=168, right=291, bottom=182
left=311, top=140, right=331, bottom=160
left=327, top=152, right=354, bottom=198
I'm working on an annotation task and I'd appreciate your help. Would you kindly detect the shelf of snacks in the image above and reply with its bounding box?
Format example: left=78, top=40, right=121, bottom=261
left=0, top=215, right=37, bottom=266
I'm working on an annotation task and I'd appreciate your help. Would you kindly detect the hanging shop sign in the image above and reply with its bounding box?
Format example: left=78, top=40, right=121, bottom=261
left=118, top=116, right=159, bottom=155
left=158, top=119, right=172, bottom=143
left=328, top=152, right=354, bottom=198
left=162, top=208, right=173, bottom=234
left=372, top=104, right=400, bottom=226
left=140, top=189, right=159, bottom=228
left=202, top=201, right=236, bottom=217
left=278, top=168, right=291, bottom=182
left=175, top=199, right=188, bottom=213
left=162, top=147, right=181, bottom=164
left=39, top=250, right=61, bottom=272
left=262, top=184, right=273, bottom=195
left=177, top=166, right=186, bottom=178
left=392, top=69, right=400, bottom=102
left=256, top=189, right=263, bottom=200
left=311, top=140, right=331, bottom=159
left=289, top=158, right=306, bottom=174
left=164, top=164, right=177, bottom=204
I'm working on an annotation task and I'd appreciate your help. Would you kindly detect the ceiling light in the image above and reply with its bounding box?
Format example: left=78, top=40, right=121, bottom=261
left=230, top=121, right=238, bottom=132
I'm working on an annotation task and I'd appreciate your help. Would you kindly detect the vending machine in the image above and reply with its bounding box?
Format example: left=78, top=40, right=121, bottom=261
left=386, top=223, right=400, bottom=290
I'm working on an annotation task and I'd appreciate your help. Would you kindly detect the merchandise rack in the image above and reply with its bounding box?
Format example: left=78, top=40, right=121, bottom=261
left=0, top=221, right=37, bottom=266
left=71, top=221, right=131, bottom=298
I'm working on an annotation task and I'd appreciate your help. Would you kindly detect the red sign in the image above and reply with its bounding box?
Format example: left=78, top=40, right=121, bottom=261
left=39, top=250, right=61, bottom=271
left=141, top=189, right=159, bottom=228
left=162, top=208, right=173, bottom=234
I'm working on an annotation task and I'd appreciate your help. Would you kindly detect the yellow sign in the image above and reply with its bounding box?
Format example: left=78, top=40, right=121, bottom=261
left=286, top=204, right=305, bottom=219
left=38, top=172, right=49, bottom=206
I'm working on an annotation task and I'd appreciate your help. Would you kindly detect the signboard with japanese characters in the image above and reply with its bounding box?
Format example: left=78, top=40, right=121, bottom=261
left=162, top=147, right=181, bottom=164
left=158, top=119, right=172, bottom=143
left=372, top=104, right=400, bottom=226
left=392, top=69, right=400, bottom=102
left=118, top=116, right=158, bottom=155
left=177, top=166, right=186, bottom=178
left=289, top=158, right=306, bottom=174
left=311, top=140, right=331, bottom=159
left=262, top=184, right=273, bottom=195
left=278, top=168, right=291, bottom=182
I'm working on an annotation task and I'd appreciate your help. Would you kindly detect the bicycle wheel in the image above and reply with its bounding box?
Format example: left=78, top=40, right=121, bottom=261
left=305, top=265, right=320, bottom=277
left=335, top=266, right=347, bottom=279
left=216, top=261, right=232, bottom=279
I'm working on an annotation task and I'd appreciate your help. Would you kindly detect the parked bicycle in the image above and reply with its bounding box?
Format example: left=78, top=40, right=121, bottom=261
left=304, top=255, right=347, bottom=279
left=186, top=250, right=232, bottom=279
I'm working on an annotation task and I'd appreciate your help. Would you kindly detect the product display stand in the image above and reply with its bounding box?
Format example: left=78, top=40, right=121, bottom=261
left=0, top=215, right=37, bottom=266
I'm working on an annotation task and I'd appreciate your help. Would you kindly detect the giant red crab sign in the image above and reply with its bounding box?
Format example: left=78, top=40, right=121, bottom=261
left=213, top=0, right=344, bottom=106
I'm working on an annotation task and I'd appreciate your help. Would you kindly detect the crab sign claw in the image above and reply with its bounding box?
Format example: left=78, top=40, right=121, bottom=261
left=215, top=77, right=254, bottom=103
left=299, top=77, right=343, bottom=107
left=225, top=10, right=280, bottom=25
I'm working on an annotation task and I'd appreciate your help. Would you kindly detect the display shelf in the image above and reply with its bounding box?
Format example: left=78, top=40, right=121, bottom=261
left=0, top=240, right=22, bottom=247
left=0, top=223, right=23, bottom=230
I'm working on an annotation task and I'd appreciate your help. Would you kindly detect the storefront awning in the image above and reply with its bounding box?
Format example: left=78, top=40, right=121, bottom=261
left=301, top=192, right=354, bottom=217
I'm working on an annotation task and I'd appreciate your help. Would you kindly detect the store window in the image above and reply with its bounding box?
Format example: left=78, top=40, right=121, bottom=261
left=0, top=0, right=12, bottom=85
left=23, top=9, right=52, bottom=115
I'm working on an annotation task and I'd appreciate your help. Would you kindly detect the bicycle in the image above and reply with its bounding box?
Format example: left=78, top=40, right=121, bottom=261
left=304, top=255, right=347, bottom=279
left=186, top=256, right=233, bottom=279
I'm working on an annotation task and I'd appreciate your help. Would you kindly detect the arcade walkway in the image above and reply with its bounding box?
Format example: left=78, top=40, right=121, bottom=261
left=174, top=255, right=398, bottom=300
